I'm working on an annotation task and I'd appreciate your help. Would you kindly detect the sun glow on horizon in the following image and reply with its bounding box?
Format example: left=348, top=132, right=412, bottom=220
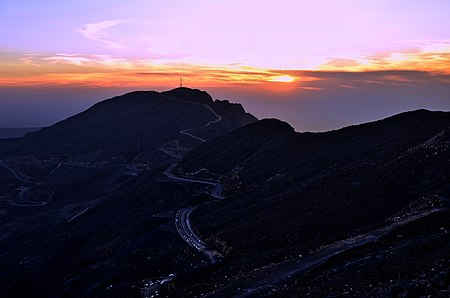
left=268, top=75, right=295, bottom=83
left=1, top=1, right=450, bottom=89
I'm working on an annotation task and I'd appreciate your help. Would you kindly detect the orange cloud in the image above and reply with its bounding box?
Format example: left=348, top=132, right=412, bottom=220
left=0, top=52, right=298, bottom=88
left=319, top=43, right=450, bottom=74
left=1, top=40, right=449, bottom=90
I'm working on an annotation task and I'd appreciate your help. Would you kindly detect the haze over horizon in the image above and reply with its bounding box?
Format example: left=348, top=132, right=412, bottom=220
left=1, top=0, right=450, bottom=131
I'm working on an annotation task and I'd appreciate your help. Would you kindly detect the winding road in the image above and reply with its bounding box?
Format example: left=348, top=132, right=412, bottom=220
left=158, top=97, right=225, bottom=263
left=0, top=159, right=139, bottom=207
left=205, top=207, right=446, bottom=297
left=180, top=104, right=222, bottom=143
left=160, top=93, right=222, bottom=144
left=0, top=160, right=33, bottom=184
left=9, top=186, right=47, bottom=207
left=0, top=159, right=48, bottom=207
left=163, top=163, right=224, bottom=200
left=163, top=163, right=224, bottom=263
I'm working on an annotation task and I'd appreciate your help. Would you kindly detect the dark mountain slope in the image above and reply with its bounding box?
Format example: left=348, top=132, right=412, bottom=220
left=1, top=87, right=449, bottom=297
left=182, top=109, right=450, bottom=178
left=0, top=88, right=256, bottom=162
left=161, top=87, right=214, bottom=104
left=167, top=109, right=450, bottom=295
left=162, top=87, right=257, bottom=140
left=22, top=91, right=210, bottom=161
left=0, top=88, right=258, bottom=296
left=177, top=109, right=450, bottom=257
left=162, top=87, right=256, bottom=125
left=180, top=118, right=295, bottom=175
left=0, top=127, right=42, bottom=139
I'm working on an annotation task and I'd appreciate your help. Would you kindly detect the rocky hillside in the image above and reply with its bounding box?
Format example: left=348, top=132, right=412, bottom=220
left=1, top=99, right=448, bottom=297
left=172, top=109, right=450, bottom=296
left=0, top=88, right=256, bottom=162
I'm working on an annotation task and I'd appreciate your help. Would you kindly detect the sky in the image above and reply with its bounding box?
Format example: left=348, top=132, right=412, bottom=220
left=1, top=0, right=449, bottom=131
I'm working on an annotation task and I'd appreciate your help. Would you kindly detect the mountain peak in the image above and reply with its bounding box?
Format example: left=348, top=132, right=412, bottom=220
left=108, top=90, right=161, bottom=101
left=161, top=87, right=213, bottom=104
left=3, top=88, right=256, bottom=162
left=255, top=118, right=295, bottom=132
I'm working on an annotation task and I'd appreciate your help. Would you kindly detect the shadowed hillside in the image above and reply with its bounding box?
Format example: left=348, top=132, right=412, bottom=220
left=0, top=90, right=448, bottom=297
left=0, top=88, right=256, bottom=162
left=173, top=109, right=450, bottom=296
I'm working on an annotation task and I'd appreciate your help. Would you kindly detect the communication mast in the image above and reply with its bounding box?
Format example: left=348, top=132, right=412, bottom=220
left=180, top=77, right=183, bottom=87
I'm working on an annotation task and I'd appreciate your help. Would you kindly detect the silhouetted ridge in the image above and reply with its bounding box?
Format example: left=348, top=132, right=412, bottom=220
left=248, top=118, right=295, bottom=133
left=179, top=109, right=450, bottom=265
left=182, top=109, right=450, bottom=176
left=323, top=109, right=449, bottom=135
left=161, top=87, right=213, bottom=104
left=70, top=91, right=164, bottom=117
left=1, top=100, right=449, bottom=297
left=180, top=118, right=295, bottom=174
left=1, top=89, right=256, bottom=161
left=97, top=90, right=161, bottom=103
left=0, top=127, right=42, bottom=139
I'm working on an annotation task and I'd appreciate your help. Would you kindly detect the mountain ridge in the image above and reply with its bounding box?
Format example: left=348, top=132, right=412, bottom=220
left=0, top=89, right=449, bottom=297
left=0, top=88, right=257, bottom=162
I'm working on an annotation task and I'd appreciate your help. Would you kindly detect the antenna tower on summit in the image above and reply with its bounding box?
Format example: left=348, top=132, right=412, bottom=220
left=180, top=77, right=183, bottom=87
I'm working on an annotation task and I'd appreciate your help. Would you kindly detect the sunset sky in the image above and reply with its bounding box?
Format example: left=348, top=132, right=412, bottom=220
left=1, top=0, right=450, bottom=130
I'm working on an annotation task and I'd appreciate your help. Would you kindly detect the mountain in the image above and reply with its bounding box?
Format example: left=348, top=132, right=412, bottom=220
left=0, top=87, right=256, bottom=162
left=0, top=127, right=42, bottom=139
left=0, top=87, right=256, bottom=297
left=172, top=109, right=450, bottom=296
left=0, top=87, right=449, bottom=298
